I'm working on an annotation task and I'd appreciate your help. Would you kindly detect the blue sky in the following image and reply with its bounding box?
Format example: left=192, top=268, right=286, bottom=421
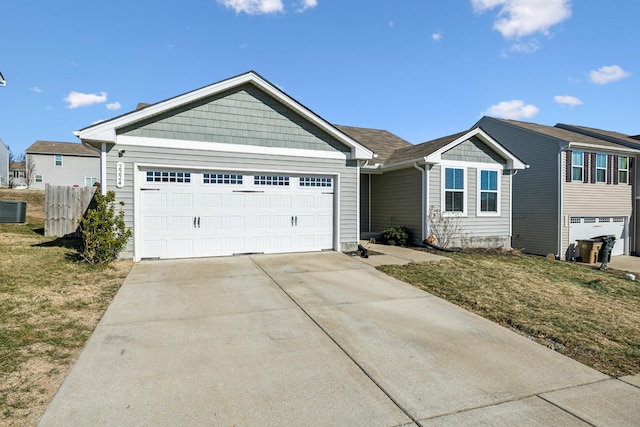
left=1, top=0, right=638, bottom=155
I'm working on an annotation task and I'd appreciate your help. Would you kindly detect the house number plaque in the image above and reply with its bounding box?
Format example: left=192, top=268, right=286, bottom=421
left=116, top=162, right=125, bottom=188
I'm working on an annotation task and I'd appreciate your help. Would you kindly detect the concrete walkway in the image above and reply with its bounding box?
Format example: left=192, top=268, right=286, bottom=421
left=39, top=250, right=640, bottom=426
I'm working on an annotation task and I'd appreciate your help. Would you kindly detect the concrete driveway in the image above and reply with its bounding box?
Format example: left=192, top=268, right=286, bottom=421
left=39, top=252, right=640, bottom=426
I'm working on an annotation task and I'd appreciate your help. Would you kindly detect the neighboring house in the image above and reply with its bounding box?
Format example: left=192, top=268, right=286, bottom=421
left=0, top=138, right=8, bottom=187
left=74, top=71, right=373, bottom=261
left=476, top=116, right=640, bottom=259
left=9, top=161, right=26, bottom=187
left=340, top=126, right=527, bottom=247
left=25, top=141, right=100, bottom=190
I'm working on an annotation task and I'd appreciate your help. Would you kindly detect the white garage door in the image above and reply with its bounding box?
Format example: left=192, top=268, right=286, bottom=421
left=569, top=217, right=626, bottom=256
left=139, top=170, right=334, bottom=259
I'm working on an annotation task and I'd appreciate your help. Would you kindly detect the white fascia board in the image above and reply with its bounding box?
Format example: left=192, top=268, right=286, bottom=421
left=117, top=135, right=348, bottom=160
left=568, top=142, right=640, bottom=155
left=74, top=71, right=373, bottom=160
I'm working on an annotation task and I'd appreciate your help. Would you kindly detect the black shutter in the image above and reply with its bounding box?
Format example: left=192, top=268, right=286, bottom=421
left=613, top=155, right=619, bottom=185
left=629, top=157, right=634, bottom=186
left=566, top=150, right=572, bottom=182
left=607, top=155, right=613, bottom=184
left=590, top=153, right=597, bottom=183
left=583, top=152, right=590, bottom=183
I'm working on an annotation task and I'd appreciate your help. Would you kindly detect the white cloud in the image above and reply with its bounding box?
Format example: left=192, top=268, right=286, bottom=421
left=482, top=99, right=539, bottom=119
left=297, top=0, right=317, bottom=12
left=30, top=86, right=42, bottom=93
left=589, top=65, right=631, bottom=85
left=106, top=101, right=122, bottom=110
left=64, top=91, right=107, bottom=109
left=432, top=32, right=442, bottom=41
left=554, top=95, right=583, bottom=106
left=217, top=0, right=284, bottom=14
left=471, top=0, right=571, bottom=39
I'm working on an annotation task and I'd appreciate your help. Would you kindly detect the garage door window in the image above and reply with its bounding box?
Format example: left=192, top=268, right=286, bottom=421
left=299, top=177, right=332, bottom=187
left=254, top=175, right=289, bottom=186
left=203, top=173, right=243, bottom=184
left=146, top=171, right=191, bottom=183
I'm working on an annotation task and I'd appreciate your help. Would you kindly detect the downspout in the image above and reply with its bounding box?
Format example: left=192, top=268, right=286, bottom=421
left=368, top=173, right=372, bottom=233
left=558, top=143, right=570, bottom=258
left=414, top=162, right=427, bottom=242
left=101, top=142, right=108, bottom=195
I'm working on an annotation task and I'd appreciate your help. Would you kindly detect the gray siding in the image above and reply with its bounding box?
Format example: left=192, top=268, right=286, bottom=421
left=370, top=168, right=422, bottom=243
left=442, top=136, right=506, bottom=164
left=106, top=144, right=358, bottom=258
left=0, top=141, right=8, bottom=187
left=121, top=84, right=348, bottom=154
left=360, top=173, right=371, bottom=234
left=427, top=164, right=512, bottom=248
left=29, top=153, right=100, bottom=190
left=478, top=118, right=560, bottom=256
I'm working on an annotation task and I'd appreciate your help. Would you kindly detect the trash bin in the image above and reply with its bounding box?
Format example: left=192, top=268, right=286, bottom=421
left=577, top=239, right=603, bottom=264
left=591, top=235, right=616, bottom=270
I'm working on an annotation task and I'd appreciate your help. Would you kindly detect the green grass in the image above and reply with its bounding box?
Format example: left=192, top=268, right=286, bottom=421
left=379, top=250, right=640, bottom=377
left=0, top=190, right=132, bottom=425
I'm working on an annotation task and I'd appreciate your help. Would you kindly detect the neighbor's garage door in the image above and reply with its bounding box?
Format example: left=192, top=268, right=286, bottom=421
left=569, top=217, right=626, bottom=256
left=139, top=170, right=334, bottom=259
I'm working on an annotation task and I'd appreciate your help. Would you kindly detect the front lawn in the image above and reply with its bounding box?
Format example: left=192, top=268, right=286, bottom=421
left=379, top=250, right=640, bottom=377
left=0, top=189, right=132, bottom=426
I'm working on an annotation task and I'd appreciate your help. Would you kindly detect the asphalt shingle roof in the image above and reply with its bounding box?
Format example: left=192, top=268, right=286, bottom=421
left=495, top=119, right=637, bottom=151
left=26, top=141, right=99, bottom=157
left=334, top=125, right=412, bottom=163
left=384, top=131, right=469, bottom=165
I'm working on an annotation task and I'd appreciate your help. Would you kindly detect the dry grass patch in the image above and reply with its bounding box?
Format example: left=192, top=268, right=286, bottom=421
left=0, top=189, right=132, bottom=426
left=379, top=251, right=640, bottom=377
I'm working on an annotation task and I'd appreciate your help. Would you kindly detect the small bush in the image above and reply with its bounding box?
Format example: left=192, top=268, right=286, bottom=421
left=381, top=225, right=410, bottom=246
left=78, top=190, right=132, bottom=265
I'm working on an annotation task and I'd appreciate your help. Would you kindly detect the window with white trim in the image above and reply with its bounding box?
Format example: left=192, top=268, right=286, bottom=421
left=479, top=170, right=499, bottom=213
left=571, top=151, right=583, bottom=181
left=203, top=173, right=243, bottom=184
left=444, top=167, right=465, bottom=213
left=85, top=177, right=97, bottom=187
left=596, top=153, right=607, bottom=183
left=254, top=175, right=289, bottom=186
left=618, top=156, right=628, bottom=184
left=35, top=174, right=43, bottom=183
left=54, top=154, right=63, bottom=167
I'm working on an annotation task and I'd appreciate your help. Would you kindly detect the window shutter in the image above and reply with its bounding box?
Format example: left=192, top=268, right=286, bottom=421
left=613, top=155, right=619, bottom=185
left=590, top=153, right=597, bottom=184
left=629, top=157, right=634, bottom=186
left=566, top=150, right=572, bottom=182
left=583, top=152, right=590, bottom=183
left=607, top=155, right=613, bottom=184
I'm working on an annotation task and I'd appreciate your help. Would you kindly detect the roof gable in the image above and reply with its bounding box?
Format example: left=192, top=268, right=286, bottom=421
left=383, top=127, right=526, bottom=170
left=76, top=71, right=372, bottom=160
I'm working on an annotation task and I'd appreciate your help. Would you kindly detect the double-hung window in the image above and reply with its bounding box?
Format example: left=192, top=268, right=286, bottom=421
left=571, top=151, right=583, bottom=181
left=54, top=154, right=63, bottom=166
left=619, top=156, right=629, bottom=184
left=479, top=170, right=499, bottom=214
left=444, top=167, right=465, bottom=213
left=596, top=153, right=607, bottom=183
